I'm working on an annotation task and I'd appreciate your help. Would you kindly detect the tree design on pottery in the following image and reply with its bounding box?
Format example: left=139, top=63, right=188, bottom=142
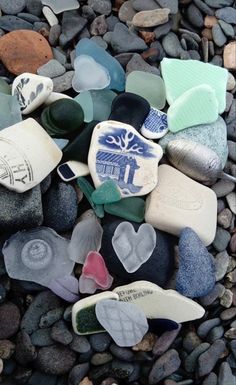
left=14, top=77, right=44, bottom=111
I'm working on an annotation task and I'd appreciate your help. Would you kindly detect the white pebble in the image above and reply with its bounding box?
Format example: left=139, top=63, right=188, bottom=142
left=43, top=6, right=59, bottom=26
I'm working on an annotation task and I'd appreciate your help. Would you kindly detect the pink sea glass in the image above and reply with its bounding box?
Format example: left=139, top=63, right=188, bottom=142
left=83, top=251, right=113, bottom=288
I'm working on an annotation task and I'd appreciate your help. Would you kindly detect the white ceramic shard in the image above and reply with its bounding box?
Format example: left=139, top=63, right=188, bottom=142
left=112, top=222, right=156, bottom=273
left=42, top=0, right=80, bottom=14
left=12, top=73, right=53, bottom=114
left=114, top=281, right=205, bottom=323
left=145, top=164, right=217, bottom=246
left=95, top=299, right=149, bottom=347
left=3, top=227, right=74, bottom=287
left=72, top=55, right=111, bottom=93
left=57, top=161, right=89, bottom=182
left=0, top=118, right=62, bottom=192
left=72, top=291, right=119, bottom=335
left=141, top=107, right=168, bottom=139
left=68, top=216, right=103, bottom=264
left=88, top=120, right=163, bottom=198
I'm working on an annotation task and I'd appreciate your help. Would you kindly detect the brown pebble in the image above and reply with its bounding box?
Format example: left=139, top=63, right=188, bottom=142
left=79, top=377, right=93, bottom=385
left=0, top=30, right=53, bottom=75
left=132, top=8, right=170, bottom=28
left=225, top=328, right=236, bottom=339
left=0, top=340, right=15, bottom=359
left=224, top=42, right=236, bottom=70
left=132, top=332, right=157, bottom=352
left=139, top=31, right=156, bottom=44
left=202, top=28, right=213, bottom=40
left=204, top=15, right=218, bottom=28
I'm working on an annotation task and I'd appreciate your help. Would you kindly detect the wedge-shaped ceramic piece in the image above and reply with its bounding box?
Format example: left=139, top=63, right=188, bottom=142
left=75, top=38, right=125, bottom=92
left=12, top=73, right=53, bottom=114
left=3, top=227, right=74, bottom=287
left=72, top=55, right=111, bottom=93
left=49, top=275, right=79, bottom=302
left=114, top=281, right=205, bottom=322
left=68, top=216, right=103, bottom=264
left=88, top=121, right=163, bottom=198
left=91, top=180, right=121, bottom=205
left=126, top=71, right=166, bottom=110
left=57, top=161, right=89, bottom=182
left=95, top=299, right=148, bottom=347
left=161, top=58, right=228, bottom=114
left=0, top=118, right=62, bottom=192
left=168, top=84, right=218, bottom=133
left=72, top=291, right=119, bottom=335
left=145, top=165, right=217, bottom=246
left=166, top=140, right=223, bottom=184
left=141, top=107, right=168, bottom=139
left=42, top=0, right=80, bottom=14
left=112, top=222, right=156, bottom=273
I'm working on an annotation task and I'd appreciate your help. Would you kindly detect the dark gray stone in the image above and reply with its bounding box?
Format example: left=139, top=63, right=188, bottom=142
left=36, top=345, right=76, bottom=375
left=26, top=0, right=42, bottom=16
left=218, top=362, right=235, bottom=385
left=149, top=349, right=181, bottom=384
left=184, top=343, right=210, bottom=373
left=91, top=352, right=113, bottom=366
left=43, top=182, right=78, bottom=232
left=89, top=333, right=112, bottom=352
left=106, top=14, right=119, bottom=31
left=39, top=307, right=64, bottom=328
left=0, top=302, right=21, bottom=339
left=215, top=7, right=236, bottom=24
left=162, top=32, right=183, bottom=58
left=126, top=53, right=160, bottom=75
left=198, top=339, right=226, bottom=377
left=17, top=12, right=40, bottom=22
left=205, top=0, right=233, bottom=6
left=214, top=251, right=230, bottom=281
left=0, top=15, right=33, bottom=31
left=109, top=344, right=134, bottom=361
left=59, top=11, right=87, bottom=47
left=51, top=320, right=73, bottom=345
left=49, top=24, right=61, bottom=46
left=197, top=318, right=221, bottom=338
left=21, top=291, right=61, bottom=335
left=15, top=331, right=37, bottom=365
left=187, top=4, right=204, bottom=28
left=91, top=36, right=108, bottom=49
left=81, top=5, right=96, bottom=21
left=212, top=179, right=235, bottom=198
left=0, top=0, right=26, bottom=14
left=193, top=0, right=214, bottom=15
left=111, top=23, right=147, bottom=53
left=183, top=331, right=202, bottom=353
left=0, top=184, right=43, bottom=231
left=212, top=24, right=227, bottom=47
left=219, top=19, right=235, bottom=37
left=111, top=360, right=135, bottom=379
left=202, top=372, right=218, bottom=385
left=88, top=0, right=112, bottom=15
left=231, top=340, right=236, bottom=359
left=199, top=283, right=225, bottom=306
left=31, top=328, right=54, bottom=347
left=154, top=20, right=172, bottom=39
left=213, top=227, right=231, bottom=252
left=153, top=325, right=181, bottom=355
left=68, top=363, right=90, bottom=385
left=132, top=0, right=159, bottom=11
left=70, top=334, right=91, bottom=354
left=228, top=140, right=236, bottom=162
left=207, top=325, right=224, bottom=343
left=28, top=371, right=57, bottom=385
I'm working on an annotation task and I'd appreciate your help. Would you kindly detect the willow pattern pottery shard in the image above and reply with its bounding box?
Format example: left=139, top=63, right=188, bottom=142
left=2, top=227, right=74, bottom=287
left=12, top=73, right=53, bottom=114
left=88, top=120, right=163, bottom=198
left=141, top=107, right=168, bottom=139
left=95, top=299, right=148, bottom=347
left=113, top=281, right=205, bottom=322
left=0, top=118, right=62, bottom=192
left=72, top=291, right=119, bottom=335
left=72, top=55, right=111, bottom=93
left=68, top=215, right=103, bottom=264
left=161, top=58, right=228, bottom=114
left=145, top=164, right=217, bottom=246
left=112, top=222, right=156, bottom=273
left=49, top=275, right=79, bottom=302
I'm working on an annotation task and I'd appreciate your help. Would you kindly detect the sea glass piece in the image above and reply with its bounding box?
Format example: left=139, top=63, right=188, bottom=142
left=159, top=116, right=228, bottom=168
left=166, top=140, right=223, bottom=184
left=41, top=0, right=80, bottom=14
left=0, top=118, right=62, bottom=192
left=141, top=107, right=168, bottom=139
left=75, top=38, right=125, bottom=92
left=44, top=92, right=72, bottom=106
left=113, top=281, right=205, bottom=323
left=83, top=251, right=113, bottom=288
left=53, top=138, right=69, bottom=150
left=74, top=89, right=116, bottom=123
left=109, top=92, right=150, bottom=131
left=49, top=275, right=80, bottom=302
left=126, top=71, right=166, bottom=109
left=57, top=161, right=89, bottom=181
left=72, top=291, right=119, bottom=335
left=68, top=216, right=103, bottom=264
left=76, top=177, right=105, bottom=218
left=88, top=121, right=163, bottom=198
left=12, top=73, right=53, bottom=114
left=95, top=299, right=148, bottom=347
left=167, top=84, right=218, bottom=133
left=104, top=196, right=145, bottom=223
left=79, top=274, right=98, bottom=294
left=0, top=93, right=22, bottom=130
left=112, top=221, right=156, bottom=273
left=0, top=78, right=11, bottom=94
left=145, top=164, right=217, bottom=246
left=72, top=55, right=111, bottom=93
left=3, top=227, right=74, bottom=287
left=161, top=58, right=228, bottom=114
left=91, top=180, right=121, bottom=205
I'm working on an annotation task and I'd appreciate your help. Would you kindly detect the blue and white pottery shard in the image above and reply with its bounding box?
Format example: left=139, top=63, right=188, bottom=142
left=141, top=107, right=168, bottom=139
left=88, top=120, right=163, bottom=198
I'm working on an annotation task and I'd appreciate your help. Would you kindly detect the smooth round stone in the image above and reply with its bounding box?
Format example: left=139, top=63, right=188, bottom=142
left=118, top=0, right=136, bottom=23
left=149, top=350, right=181, bottom=384
left=212, top=24, right=227, bottom=47
left=162, top=32, right=183, bottom=58
left=224, top=42, right=236, bottom=70
left=0, top=0, right=26, bottom=14
left=213, top=227, right=231, bottom=252
left=0, top=303, right=21, bottom=339
left=0, top=30, right=53, bottom=75
left=132, top=8, right=170, bottom=27
left=37, top=59, right=66, bottom=78
left=0, top=15, right=33, bottom=31
left=110, top=22, right=147, bottom=54
left=109, top=92, right=150, bottom=131
left=89, top=333, right=112, bottom=352
left=41, top=99, right=84, bottom=137
left=126, top=71, right=166, bottom=109
left=36, top=345, right=76, bottom=375
left=75, top=90, right=116, bottom=123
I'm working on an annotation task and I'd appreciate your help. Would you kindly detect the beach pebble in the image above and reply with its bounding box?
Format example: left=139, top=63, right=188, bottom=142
left=36, top=345, right=76, bottom=375
left=198, top=339, right=226, bottom=377
left=0, top=0, right=26, bottom=14
left=213, top=227, right=231, bottom=252
left=111, top=23, right=147, bottom=53
left=0, top=303, right=21, bottom=339
left=37, top=59, right=65, bottom=78
left=149, top=349, right=181, bottom=384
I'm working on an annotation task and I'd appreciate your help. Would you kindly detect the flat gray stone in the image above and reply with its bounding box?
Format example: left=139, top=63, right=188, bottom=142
left=212, top=24, right=227, bottom=47
left=198, top=339, right=226, bottom=377
left=0, top=0, right=26, bottom=14
left=149, top=349, right=181, bottom=384
left=59, top=11, right=87, bottom=47
left=215, top=7, right=236, bottom=24
left=52, top=71, right=74, bottom=92
left=132, top=0, right=159, bottom=11
left=126, top=53, right=160, bottom=75
left=213, top=227, right=231, bottom=252
left=0, top=15, right=33, bottom=31
left=88, top=0, right=112, bottom=15
left=218, top=362, right=236, bottom=385
left=111, top=23, right=147, bottom=53
left=26, top=0, right=42, bottom=15
left=156, top=0, right=178, bottom=14
left=162, top=32, right=183, bottom=58
left=37, top=59, right=65, bottom=78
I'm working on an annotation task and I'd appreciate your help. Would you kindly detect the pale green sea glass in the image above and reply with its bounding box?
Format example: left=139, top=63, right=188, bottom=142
left=0, top=78, right=11, bottom=95
left=126, top=71, right=166, bottom=109
left=161, top=58, right=228, bottom=114
left=167, top=84, right=219, bottom=133
left=0, top=93, right=22, bottom=130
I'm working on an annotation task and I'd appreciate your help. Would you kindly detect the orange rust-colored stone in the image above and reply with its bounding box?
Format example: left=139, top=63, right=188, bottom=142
left=139, top=30, right=156, bottom=44
left=224, top=42, right=236, bottom=70
left=0, top=30, right=53, bottom=75
left=204, top=15, right=218, bottom=28
left=201, top=28, right=213, bottom=40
